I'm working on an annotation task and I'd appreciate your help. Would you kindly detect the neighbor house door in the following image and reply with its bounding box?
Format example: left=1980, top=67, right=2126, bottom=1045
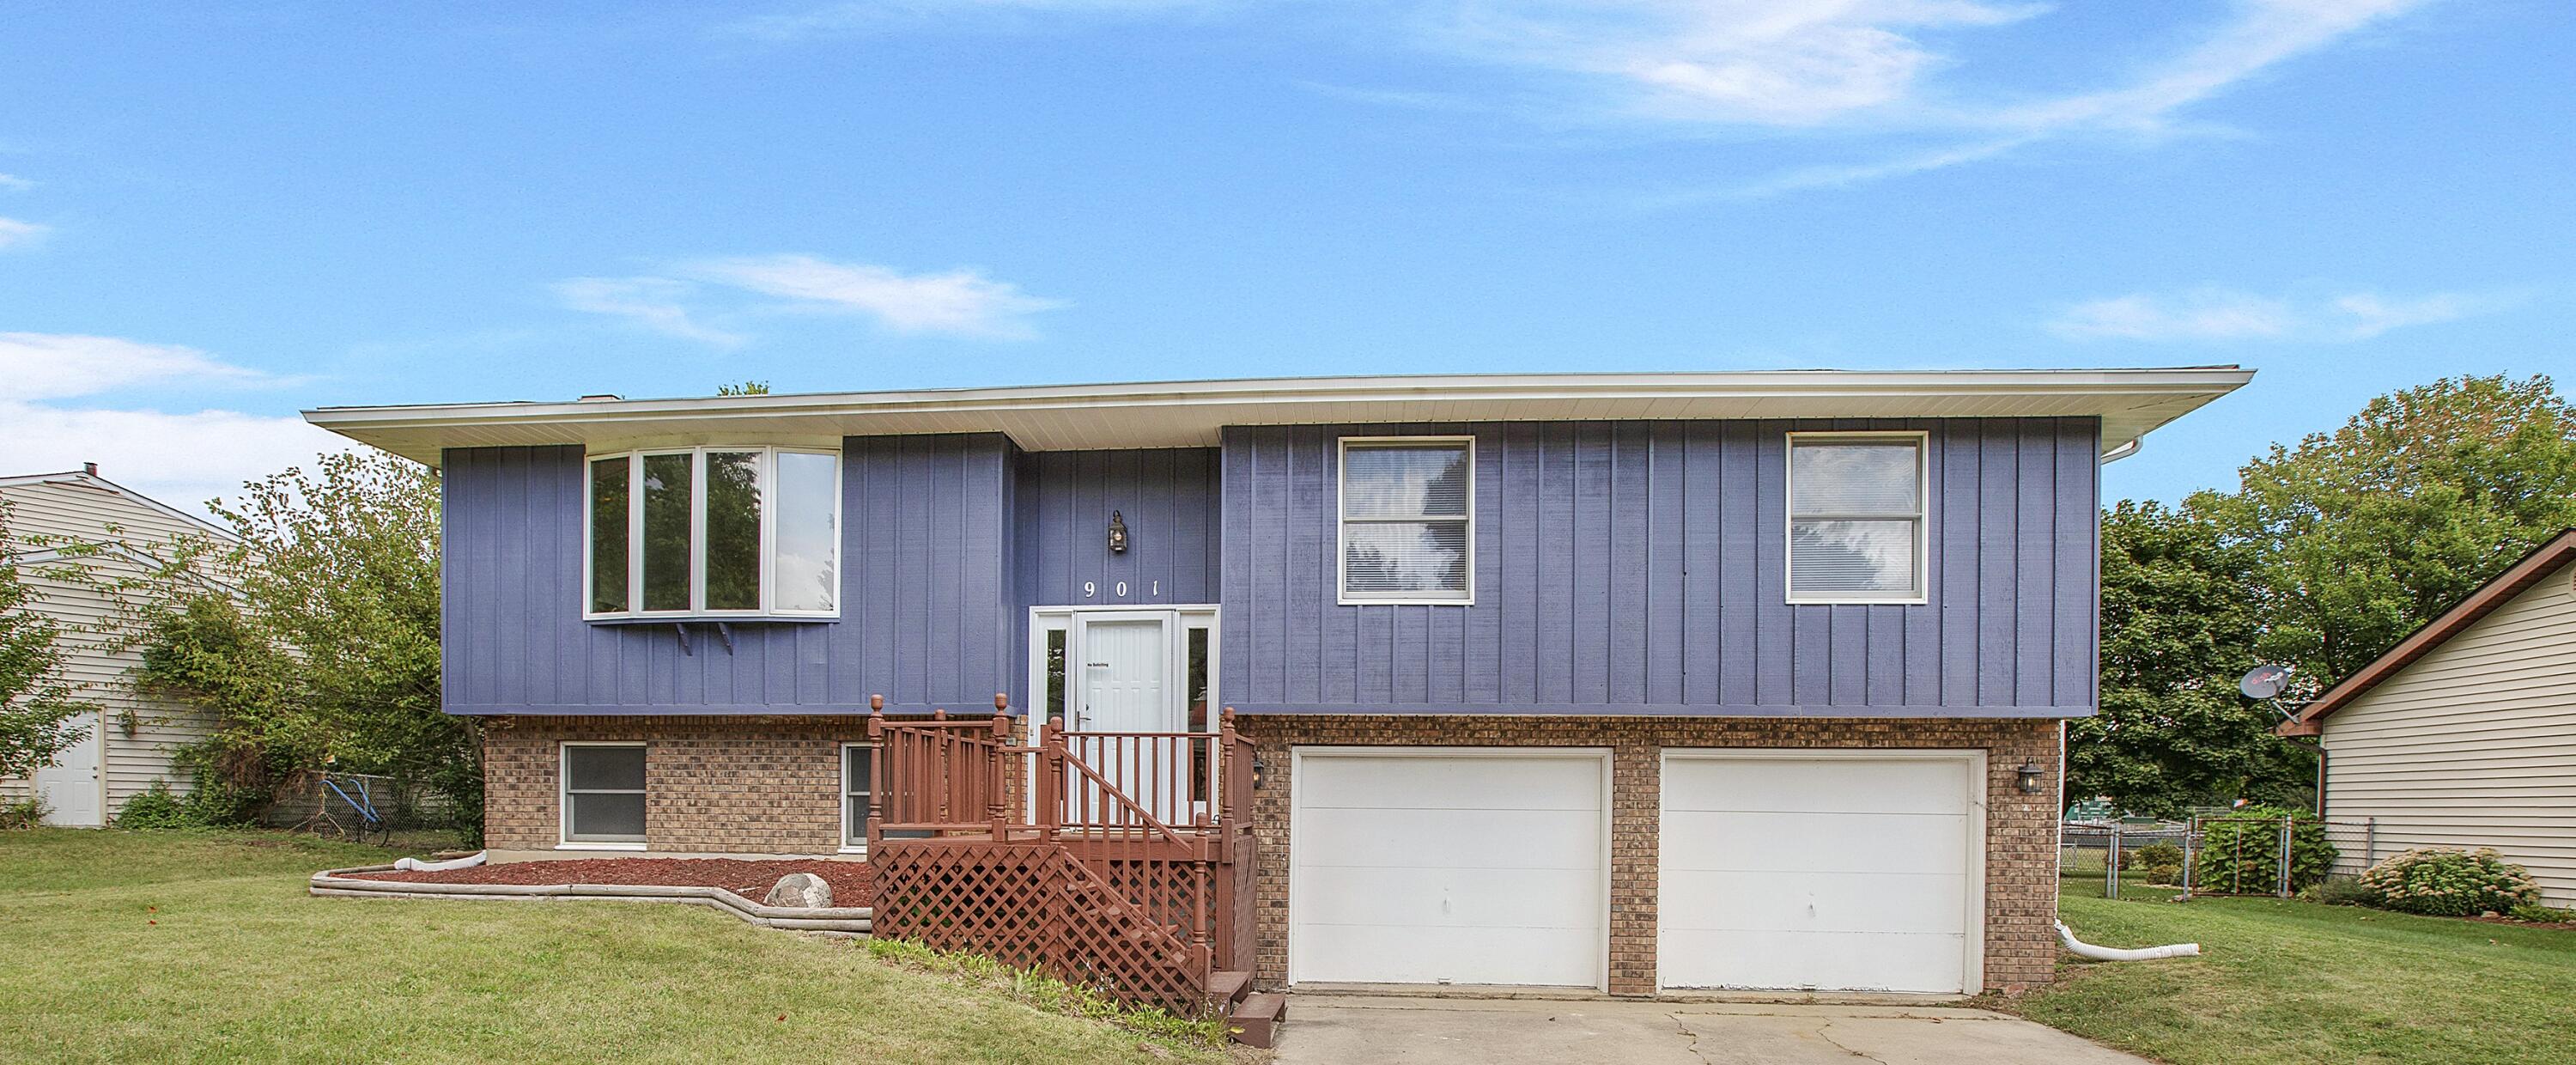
left=1066, top=612, right=1188, bottom=824
left=33, top=710, right=104, bottom=827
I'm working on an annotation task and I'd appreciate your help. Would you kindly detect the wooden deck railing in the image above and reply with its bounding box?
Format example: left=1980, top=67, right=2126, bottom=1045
left=864, top=699, right=1259, bottom=1013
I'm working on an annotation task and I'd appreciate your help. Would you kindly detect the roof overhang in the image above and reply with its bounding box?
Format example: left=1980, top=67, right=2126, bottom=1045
left=304, top=367, right=2254, bottom=467
left=2279, top=528, right=2576, bottom=737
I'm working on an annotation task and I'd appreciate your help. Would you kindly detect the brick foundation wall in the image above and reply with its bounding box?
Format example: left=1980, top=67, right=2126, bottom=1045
left=1231, top=715, right=2063, bottom=996
left=483, top=715, right=1018, bottom=855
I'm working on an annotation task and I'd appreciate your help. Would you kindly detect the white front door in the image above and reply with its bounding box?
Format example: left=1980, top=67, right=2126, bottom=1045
left=1290, top=749, right=1609, bottom=989
left=1067, top=612, right=1187, bottom=824
left=33, top=711, right=103, bottom=827
left=1658, top=752, right=1982, bottom=994
left=1074, top=613, right=1178, bottom=733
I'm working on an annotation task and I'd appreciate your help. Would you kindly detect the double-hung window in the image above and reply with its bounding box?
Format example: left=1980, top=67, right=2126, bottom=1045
left=561, top=742, right=647, bottom=846
left=586, top=447, right=841, bottom=618
left=1338, top=437, right=1473, bottom=604
left=1786, top=432, right=1928, bottom=603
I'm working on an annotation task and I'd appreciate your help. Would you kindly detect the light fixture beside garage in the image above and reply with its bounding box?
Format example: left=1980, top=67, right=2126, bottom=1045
left=2018, top=762, right=2047, bottom=794
left=1107, top=510, right=1129, bottom=554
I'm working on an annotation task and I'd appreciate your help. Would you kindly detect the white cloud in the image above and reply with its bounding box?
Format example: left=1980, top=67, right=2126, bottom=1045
left=680, top=254, right=1067, bottom=338
left=2046, top=286, right=2503, bottom=343
left=0, top=174, right=33, bottom=192
left=733, top=1, right=2433, bottom=192
left=0, top=332, right=274, bottom=401
left=1425, top=0, right=2043, bottom=127
left=0, top=216, right=49, bottom=250
left=1985, top=0, right=2423, bottom=137
left=0, top=332, right=348, bottom=521
left=556, top=255, right=1067, bottom=344
left=0, top=401, right=355, bottom=522
left=552, top=277, right=747, bottom=347
left=2332, top=291, right=2479, bottom=340
left=2048, top=289, right=2291, bottom=341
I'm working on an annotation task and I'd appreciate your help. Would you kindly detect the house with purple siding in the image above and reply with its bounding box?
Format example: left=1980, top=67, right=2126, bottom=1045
left=305, top=368, right=2245, bottom=1001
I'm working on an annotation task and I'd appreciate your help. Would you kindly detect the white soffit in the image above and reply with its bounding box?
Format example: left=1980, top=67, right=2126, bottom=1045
left=303, top=368, right=2252, bottom=466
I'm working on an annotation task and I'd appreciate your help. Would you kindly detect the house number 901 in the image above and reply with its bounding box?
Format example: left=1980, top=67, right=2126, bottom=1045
left=1081, top=581, right=1156, bottom=599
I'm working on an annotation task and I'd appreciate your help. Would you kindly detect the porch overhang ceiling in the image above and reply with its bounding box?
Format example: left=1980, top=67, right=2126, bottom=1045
left=305, top=367, right=2253, bottom=467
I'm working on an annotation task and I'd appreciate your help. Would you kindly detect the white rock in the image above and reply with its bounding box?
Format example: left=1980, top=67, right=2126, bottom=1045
left=764, top=872, right=833, bottom=909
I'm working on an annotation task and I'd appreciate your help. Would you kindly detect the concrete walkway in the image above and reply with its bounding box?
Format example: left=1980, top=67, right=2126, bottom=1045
left=1273, top=995, right=2150, bottom=1065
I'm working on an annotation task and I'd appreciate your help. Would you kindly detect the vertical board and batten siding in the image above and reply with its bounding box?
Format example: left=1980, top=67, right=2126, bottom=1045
left=440, top=435, right=1023, bottom=716
left=0, top=479, right=223, bottom=816
left=1218, top=418, right=2099, bottom=716
left=1015, top=448, right=1222, bottom=606
left=2320, top=569, right=2576, bottom=906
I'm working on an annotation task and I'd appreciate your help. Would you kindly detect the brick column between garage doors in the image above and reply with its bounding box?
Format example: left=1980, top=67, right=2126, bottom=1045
left=1231, top=715, right=2063, bottom=997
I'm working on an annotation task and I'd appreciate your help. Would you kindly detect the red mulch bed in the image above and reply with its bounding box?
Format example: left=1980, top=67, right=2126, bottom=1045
left=350, top=858, right=875, bottom=907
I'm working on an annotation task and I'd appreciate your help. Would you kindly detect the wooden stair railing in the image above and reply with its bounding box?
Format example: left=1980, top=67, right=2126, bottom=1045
left=866, top=698, right=1258, bottom=1016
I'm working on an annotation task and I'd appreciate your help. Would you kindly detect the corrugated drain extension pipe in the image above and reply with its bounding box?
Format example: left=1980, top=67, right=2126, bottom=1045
left=2056, top=921, right=2199, bottom=961
left=393, top=851, right=488, bottom=873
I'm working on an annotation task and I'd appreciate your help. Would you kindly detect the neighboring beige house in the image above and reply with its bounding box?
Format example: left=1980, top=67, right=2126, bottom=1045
left=0, top=466, right=232, bottom=826
left=2281, top=529, right=2576, bottom=907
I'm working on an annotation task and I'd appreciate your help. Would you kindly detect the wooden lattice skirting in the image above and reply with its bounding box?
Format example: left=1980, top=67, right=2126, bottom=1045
left=871, top=841, right=1213, bottom=1013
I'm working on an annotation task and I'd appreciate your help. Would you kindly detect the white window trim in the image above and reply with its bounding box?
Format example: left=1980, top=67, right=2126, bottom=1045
left=1783, top=430, right=1930, bottom=606
left=1336, top=435, right=1476, bottom=606
left=582, top=446, right=843, bottom=621
left=558, top=740, right=647, bottom=849
left=839, top=742, right=874, bottom=855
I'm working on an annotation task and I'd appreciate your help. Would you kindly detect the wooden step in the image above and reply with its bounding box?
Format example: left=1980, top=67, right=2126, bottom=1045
left=1204, top=970, right=1252, bottom=1007
left=1227, top=992, right=1285, bottom=1049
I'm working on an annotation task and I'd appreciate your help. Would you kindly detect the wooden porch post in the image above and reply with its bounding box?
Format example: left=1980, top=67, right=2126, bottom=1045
left=865, top=694, right=885, bottom=852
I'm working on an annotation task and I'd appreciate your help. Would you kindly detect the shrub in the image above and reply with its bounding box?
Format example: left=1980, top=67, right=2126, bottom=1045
left=2508, top=901, right=2574, bottom=924
left=2360, top=848, right=2539, bottom=916
left=2300, top=877, right=2380, bottom=907
left=114, top=781, right=194, bottom=829
left=2194, top=806, right=2338, bottom=893
left=0, top=795, right=46, bottom=830
left=2131, top=842, right=2184, bottom=868
left=2142, top=862, right=2183, bottom=885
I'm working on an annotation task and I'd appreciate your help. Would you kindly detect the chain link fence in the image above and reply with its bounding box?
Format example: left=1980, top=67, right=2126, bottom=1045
left=2062, top=814, right=2384, bottom=900
left=259, top=770, right=465, bottom=848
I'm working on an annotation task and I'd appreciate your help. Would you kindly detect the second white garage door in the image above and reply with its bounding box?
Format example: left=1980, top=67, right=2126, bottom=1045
left=1290, top=749, right=1607, bottom=989
left=1659, top=752, right=1983, bottom=994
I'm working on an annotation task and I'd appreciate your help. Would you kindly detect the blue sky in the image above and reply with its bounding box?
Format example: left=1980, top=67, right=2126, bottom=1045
left=2, top=1, right=2568, bottom=514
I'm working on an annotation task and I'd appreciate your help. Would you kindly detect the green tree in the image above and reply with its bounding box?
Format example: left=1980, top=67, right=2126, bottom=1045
left=125, top=451, right=469, bottom=835
left=2069, top=501, right=2306, bottom=817
left=0, top=502, right=92, bottom=781
left=716, top=380, right=771, bottom=396
left=2196, top=374, right=2576, bottom=687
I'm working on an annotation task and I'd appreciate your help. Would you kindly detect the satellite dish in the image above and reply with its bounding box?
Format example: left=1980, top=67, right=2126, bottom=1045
left=2239, top=664, right=2291, bottom=701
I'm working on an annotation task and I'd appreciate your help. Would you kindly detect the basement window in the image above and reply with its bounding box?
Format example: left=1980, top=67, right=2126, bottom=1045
left=586, top=447, right=841, bottom=619
left=560, top=742, right=647, bottom=847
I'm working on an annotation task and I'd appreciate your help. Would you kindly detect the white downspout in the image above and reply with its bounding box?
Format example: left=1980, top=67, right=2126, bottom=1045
left=2056, top=921, right=2199, bottom=961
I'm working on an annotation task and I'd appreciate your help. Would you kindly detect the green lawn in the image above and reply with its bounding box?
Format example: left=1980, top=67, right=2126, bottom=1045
left=0, top=829, right=1221, bottom=1064
left=2023, top=887, right=2576, bottom=1065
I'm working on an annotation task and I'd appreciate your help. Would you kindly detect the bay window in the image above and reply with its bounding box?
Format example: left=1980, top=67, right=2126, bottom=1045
left=585, top=447, right=841, bottom=618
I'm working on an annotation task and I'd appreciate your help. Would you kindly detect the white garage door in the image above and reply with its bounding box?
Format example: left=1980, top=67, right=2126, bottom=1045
left=1291, top=749, right=1607, bottom=989
left=1660, top=752, right=1980, bottom=994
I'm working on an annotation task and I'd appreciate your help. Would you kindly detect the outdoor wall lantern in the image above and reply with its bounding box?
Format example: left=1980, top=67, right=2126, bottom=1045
left=1107, top=510, right=1129, bottom=554
left=2017, top=762, right=2048, bottom=794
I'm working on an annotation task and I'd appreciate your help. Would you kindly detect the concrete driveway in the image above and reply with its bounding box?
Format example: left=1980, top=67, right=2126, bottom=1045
left=1273, top=995, right=2148, bottom=1065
